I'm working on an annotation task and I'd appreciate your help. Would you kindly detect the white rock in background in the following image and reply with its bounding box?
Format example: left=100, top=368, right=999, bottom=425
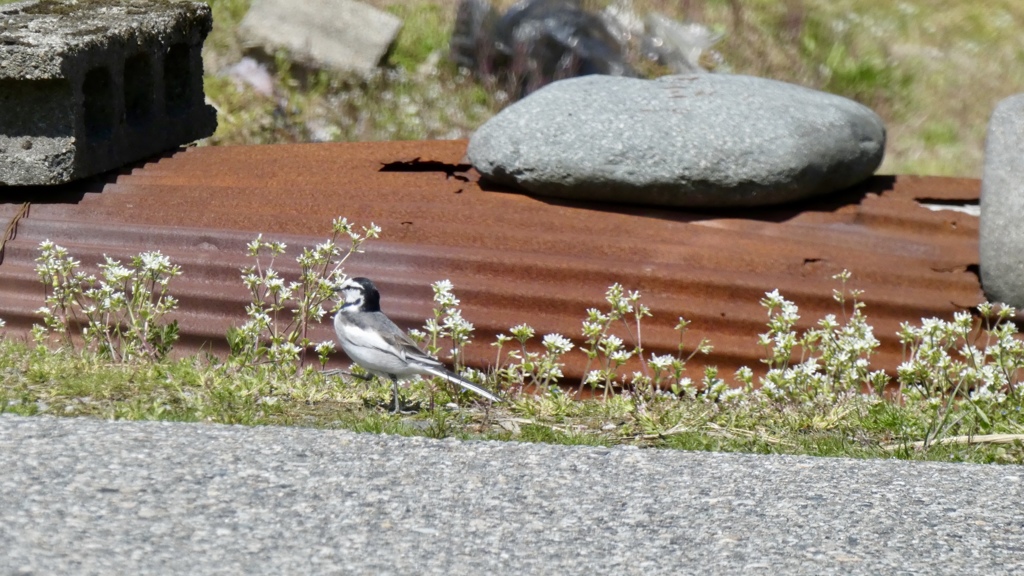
left=468, top=73, right=887, bottom=208
left=224, top=57, right=275, bottom=96
left=644, top=13, right=723, bottom=74
left=239, top=0, right=402, bottom=75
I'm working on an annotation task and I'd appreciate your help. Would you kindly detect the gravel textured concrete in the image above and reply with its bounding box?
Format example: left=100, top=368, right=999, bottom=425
left=1, top=414, right=1021, bottom=575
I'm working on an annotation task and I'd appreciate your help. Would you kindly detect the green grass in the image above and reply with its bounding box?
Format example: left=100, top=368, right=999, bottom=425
left=383, top=2, right=451, bottom=72
left=5, top=337, right=1024, bottom=464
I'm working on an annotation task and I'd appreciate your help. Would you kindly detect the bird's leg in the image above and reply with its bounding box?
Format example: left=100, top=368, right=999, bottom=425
left=390, top=376, right=401, bottom=414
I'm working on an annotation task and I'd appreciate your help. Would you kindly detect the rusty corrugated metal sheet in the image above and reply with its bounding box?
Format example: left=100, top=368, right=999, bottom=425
left=0, top=140, right=983, bottom=382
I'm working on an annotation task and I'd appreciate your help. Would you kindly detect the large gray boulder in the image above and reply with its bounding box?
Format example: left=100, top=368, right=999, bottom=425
left=980, top=94, right=1024, bottom=307
left=468, top=74, right=886, bottom=207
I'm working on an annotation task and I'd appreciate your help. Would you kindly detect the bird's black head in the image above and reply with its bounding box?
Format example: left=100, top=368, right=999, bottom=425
left=336, top=277, right=381, bottom=312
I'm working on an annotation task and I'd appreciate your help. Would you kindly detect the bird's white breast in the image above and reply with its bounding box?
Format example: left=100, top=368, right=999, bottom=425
left=333, top=313, right=421, bottom=378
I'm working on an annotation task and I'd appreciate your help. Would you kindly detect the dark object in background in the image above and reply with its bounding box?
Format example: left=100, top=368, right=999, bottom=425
left=451, top=0, right=637, bottom=99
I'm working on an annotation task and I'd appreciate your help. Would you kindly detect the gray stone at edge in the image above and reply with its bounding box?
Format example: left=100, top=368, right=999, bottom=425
left=980, top=94, right=1024, bottom=307
left=468, top=74, right=887, bottom=208
left=239, top=0, right=402, bottom=76
left=0, top=0, right=217, bottom=187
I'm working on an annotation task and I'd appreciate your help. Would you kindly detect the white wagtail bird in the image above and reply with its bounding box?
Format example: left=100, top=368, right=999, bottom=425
left=332, top=277, right=500, bottom=413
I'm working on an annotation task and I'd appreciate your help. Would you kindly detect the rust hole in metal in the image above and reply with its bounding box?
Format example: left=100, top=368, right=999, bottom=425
left=965, top=264, right=981, bottom=286
left=379, top=159, right=472, bottom=182
left=916, top=198, right=979, bottom=207
left=931, top=263, right=981, bottom=278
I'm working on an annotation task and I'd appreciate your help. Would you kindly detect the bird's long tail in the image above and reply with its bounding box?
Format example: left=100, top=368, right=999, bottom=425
left=420, top=366, right=500, bottom=403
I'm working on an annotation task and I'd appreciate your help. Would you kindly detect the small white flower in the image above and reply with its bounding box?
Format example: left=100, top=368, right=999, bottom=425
left=648, top=354, right=675, bottom=370
left=510, top=324, right=534, bottom=341
left=600, top=334, right=624, bottom=351
left=542, top=333, right=573, bottom=355
left=608, top=350, right=633, bottom=364
left=720, top=388, right=746, bottom=402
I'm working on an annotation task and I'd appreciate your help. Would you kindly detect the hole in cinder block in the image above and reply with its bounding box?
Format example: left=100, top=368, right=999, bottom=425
left=0, top=78, right=74, bottom=137
left=124, top=53, right=154, bottom=127
left=82, top=67, right=115, bottom=141
left=164, top=43, right=191, bottom=116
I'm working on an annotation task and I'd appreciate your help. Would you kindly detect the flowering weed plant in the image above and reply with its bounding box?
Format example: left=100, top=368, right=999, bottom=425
left=406, top=279, right=484, bottom=405
left=896, top=301, right=1024, bottom=448
left=752, top=271, right=889, bottom=406
left=33, top=241, right=181, bottom=362
left=491, top=324, right=574, bottom=398
left=227, top=217, right=380, bottom=371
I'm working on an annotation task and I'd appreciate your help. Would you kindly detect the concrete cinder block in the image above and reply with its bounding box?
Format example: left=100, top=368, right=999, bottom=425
left=239, top=0, right=402, bottom=75
left=0, top=0, right=218, bottom=186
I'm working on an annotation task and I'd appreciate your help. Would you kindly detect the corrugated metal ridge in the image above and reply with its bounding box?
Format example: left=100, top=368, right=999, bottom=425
left=0, top=140, right=984, bottom=382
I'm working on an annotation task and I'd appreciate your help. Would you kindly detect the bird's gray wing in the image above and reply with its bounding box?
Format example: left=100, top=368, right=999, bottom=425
left=344, top=312, right=445, bottom=368
left=345, top=312, right=499, bottom=402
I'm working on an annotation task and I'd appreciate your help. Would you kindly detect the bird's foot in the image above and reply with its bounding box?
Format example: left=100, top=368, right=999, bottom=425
left=361, top=396, right=419, bottom=414
left=388, top=396, right=421, bottom=415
